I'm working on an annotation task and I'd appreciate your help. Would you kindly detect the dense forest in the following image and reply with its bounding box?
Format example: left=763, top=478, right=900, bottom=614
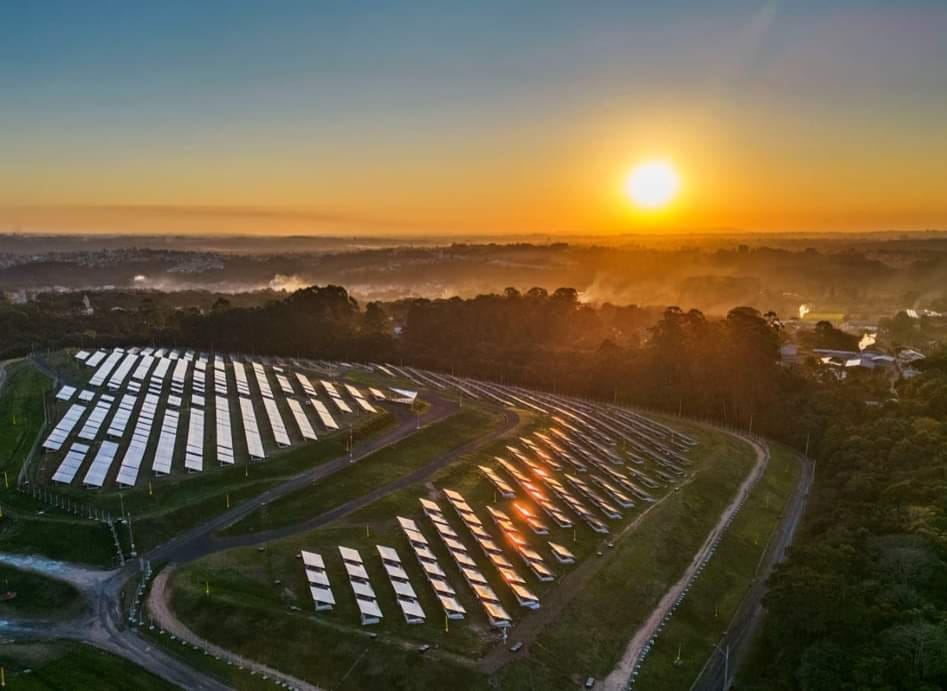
left=747, top=355, right=947, bottom=691
left=6, top=283, right=947, bottom=689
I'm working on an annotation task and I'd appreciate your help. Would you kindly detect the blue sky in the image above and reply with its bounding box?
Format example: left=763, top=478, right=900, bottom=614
left=2, top=1, right=946, bottom=234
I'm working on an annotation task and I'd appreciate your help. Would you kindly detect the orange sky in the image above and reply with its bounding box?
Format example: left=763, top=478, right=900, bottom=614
left=2, top=2, right=946, bottom=236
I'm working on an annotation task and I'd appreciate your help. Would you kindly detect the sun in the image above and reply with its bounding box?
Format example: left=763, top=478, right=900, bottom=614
left=625, top=160, right=680, bottom=210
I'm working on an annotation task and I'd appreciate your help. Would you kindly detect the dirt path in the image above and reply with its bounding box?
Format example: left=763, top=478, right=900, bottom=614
left=599, top=435, right=770, bottom=691
left=148, top=567, right=323, bottom=691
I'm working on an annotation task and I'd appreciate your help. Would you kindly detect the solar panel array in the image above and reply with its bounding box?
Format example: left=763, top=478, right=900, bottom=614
left=44, top=347, right=379, bottom=489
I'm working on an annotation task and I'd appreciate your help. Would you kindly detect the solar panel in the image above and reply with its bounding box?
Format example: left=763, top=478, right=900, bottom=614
left=106, top=393, right=138, bottom=438
left=295, top=372, right=317, bottom=397
left=331, top=397, right=353, bottom=414
left=344, top=383, right=364, bottom=399
left=150, top=356, right=171, bottom=389
left=152, top=407, right=180, bottom=475
left=84, top=350, right=106, bottom=368
left=276, top=374, right=294, bottom=395
left=55, top=385, right=77, bottom=401
left=233, top=361, right=250, bottom=396
left=74, top=350, right=90, bottom=361
left=320, top=380, right=341, bottom=398
left=82, top=440, right=120, bottom=488
left=301, top=550, right=335, bottom=611
left=215, top=396, right=235, bottom=465
left=89, top=349, right=124, bottom=387
left=252, top=362, right=274, bottom=399
left=214, top=357, right=230, bottom=395
left=310, top=399, right=339, bottom=430
left=286, top=398, right=317, bottom=441
left=239, top=397, right=265, bottom=459
left=77, top=398, right=115, bottom=441
left=51, top=441, right=91, bottom=484
left=262, top=397, right=290, bottom=447
left=185, top=406, right=205, bottom=473
left=338, top=545, right=382, bottom=625
left=171, top=358, right=190, bottom=393
left=132, top=354, right=155, bottom=381
left=107, top=353, right=139, bottom=389
left=355, top=397, right=377, bottom=414
left=115, top=393, right=159, bottom=487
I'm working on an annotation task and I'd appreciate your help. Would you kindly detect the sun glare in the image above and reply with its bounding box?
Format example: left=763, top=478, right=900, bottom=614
left=626, top=160, right=680, bottom=210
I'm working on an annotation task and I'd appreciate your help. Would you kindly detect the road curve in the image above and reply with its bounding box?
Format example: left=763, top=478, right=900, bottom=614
left=690, top=452, right=814, bottom=691
left=599, top=433, right=771, bottom=691
left=147, top=568, right=323, bottom=691
left=0, top=554, right=231, bottom=691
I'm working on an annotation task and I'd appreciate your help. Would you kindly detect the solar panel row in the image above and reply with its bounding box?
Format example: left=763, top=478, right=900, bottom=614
left=286, top=398, right=317, bottom=441
left=239, top=397, right=265, bottom=460
left=215, top=395, right=235, bottom=465
left=152, top=408, right=180, bottom=476
left=51, top=442, right=91, bottom=484
left=115, top=393, right=160, bottom=487
left=338, top=546, right=383, bottom=625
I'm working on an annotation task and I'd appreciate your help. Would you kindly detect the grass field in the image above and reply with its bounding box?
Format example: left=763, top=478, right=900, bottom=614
left=493, top=425, right=757, bottom=690
left=0, top=642, right=175, bottom=691
left=0, top=361, right=118, bottom=566
left=0, top=361, right=52, bottom=481
left=0, top=565, right=83, bottom=617
left=164, top=415, right=755, bottom=690
left=220, top=405, right=500, bottom=536
left=631, top=443, right=801, bottom=689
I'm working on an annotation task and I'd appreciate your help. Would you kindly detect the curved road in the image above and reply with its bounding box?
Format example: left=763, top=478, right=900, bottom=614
left=690, top=452, right=814, bottom=691
left=600, top=434, right=771, bottom=691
